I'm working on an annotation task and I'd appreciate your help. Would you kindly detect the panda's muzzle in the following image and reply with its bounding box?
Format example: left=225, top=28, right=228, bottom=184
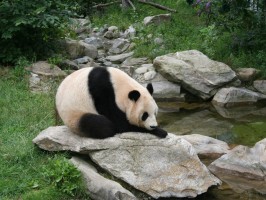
left=150, top=126, right=157, bottom=129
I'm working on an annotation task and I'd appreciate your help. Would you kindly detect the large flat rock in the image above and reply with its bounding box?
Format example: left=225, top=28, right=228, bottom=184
left=209, top=138, right=266, bottom=181
left=33, top=126, right=221, bottom=199
left=153, top=50, right=236, bottom=100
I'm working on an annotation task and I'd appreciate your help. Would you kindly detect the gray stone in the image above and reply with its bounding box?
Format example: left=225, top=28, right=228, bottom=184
left=62, top=39, right=98, bottom=59
left=109, top=38, right=130, bottom=54
left=84, top=37, right=103, bottom=49
left=212, top=87, right=266, bottom=107
left=108, top=26, right=118, bottom=32
left=151, top=81, right=181, bottom=100
left=135, top=67, right=148, bottom=74
left=104, top=30, right=120, bottom=39
left=33, top=126, right=221, bottom=199
left=28, top=64, right=65, bottom=94
left=58, top=60, right=79, bottom=70
left=106, top=52, right=134, bottom=64
left=73, top=56, right=92, bottom=64
left=78, top=41, right=98, bottom=59
left=209, top=138, right=266, bottom=182
left=121, top=57, right=150, bottom=68
left=123, top=25, right=136, bottom=39
left=102, top=39, right=114, bottom=51
left=181, top=134, right=230, bottom=158
left=144, top=71, right=156, bottom=81
left=153, top=50, right=237, bottom=100
left=29, top=61, right=66, bottom=77
left=235, top=68, right=260, bottom=82
left=63, top=39, right=84, bottom=59
left=70, top=157, right=137, bottom=200
left=143, top=14, right=171, bottom=26
left=254, top=80, right=266, bottom=94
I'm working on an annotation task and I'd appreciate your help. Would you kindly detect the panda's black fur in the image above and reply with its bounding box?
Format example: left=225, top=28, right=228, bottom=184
left=56, top=67, right=167, bottom=139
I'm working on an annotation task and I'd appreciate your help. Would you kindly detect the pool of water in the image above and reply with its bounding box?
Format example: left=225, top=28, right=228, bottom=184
left=157, top=102, right=266, bottom=200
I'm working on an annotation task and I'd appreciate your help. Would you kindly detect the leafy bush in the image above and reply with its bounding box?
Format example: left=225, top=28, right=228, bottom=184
left=0, top=0, right=78, bottom=64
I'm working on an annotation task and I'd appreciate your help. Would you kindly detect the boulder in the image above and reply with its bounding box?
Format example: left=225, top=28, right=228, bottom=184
left=143, top=14, right=171, bottom=26
left=57, top=60, right=79, bottom=70
left=27, top=61, right=66, bottom=93
left=109, top=38, right=130, bottom=55
left=150, top=81, right=182, bottom=100
left=78, top=41, right=98, bottom=59
left=106, top=52, right=134, bottom=64
left=209, top=138, right=266, bottom=182
left=63, top=39, right=84, bottom=59
left=181, top=134, right=230, bottom=158
left=29, top=61, right=66, bottom=77
left=33, top=126, right=221, bottom=199
left=254, top=80, right=266, bottom=94
left=212, top=87, right=266, bottom=107
left=144, top=70, right=156, bottom=81
left=70, top=157, right=137, bottom=200
left=104, top=30, right=120, bottom=39
left=63, top=39, right=98, bottom=59
left=84, top=37, right=103, bottom=49
left=153, top=50, right=237, bottom=100
left=235, top=68, right=260, bottom=82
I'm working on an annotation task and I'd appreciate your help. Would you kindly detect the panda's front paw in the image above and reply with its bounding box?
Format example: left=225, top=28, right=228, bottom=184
left=152, top=127, right=168, bottom=138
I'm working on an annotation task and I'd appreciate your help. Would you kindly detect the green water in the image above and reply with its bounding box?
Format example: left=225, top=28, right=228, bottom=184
left=158, top=102, right=266, bottom=147
left=157, top=102, right=266, bottom=200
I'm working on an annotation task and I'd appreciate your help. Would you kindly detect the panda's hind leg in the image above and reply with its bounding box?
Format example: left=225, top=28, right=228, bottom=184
left=78, top=113, right=116, bottom=139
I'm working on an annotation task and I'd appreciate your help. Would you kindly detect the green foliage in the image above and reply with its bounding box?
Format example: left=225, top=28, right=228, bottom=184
left=12, top=57, right=31, bottom=78
left=42, top=157, right=85, bottom=197
left=192, top=0, right=266, bottom=51
left=0, top=0, right=78, bottom=64
left=199, top=24, right=219, bottom=57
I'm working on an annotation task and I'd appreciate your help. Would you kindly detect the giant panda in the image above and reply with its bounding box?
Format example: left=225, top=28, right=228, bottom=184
left=56, top=67, right=167, bottom=139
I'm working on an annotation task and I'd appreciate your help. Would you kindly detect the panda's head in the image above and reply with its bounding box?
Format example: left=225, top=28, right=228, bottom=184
left=127, top=83, right=158, bottom=130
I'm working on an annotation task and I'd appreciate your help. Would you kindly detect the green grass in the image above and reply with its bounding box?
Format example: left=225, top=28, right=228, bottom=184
left=91, top=0, right=266, bottom=77
left=0, top=68, right=88, bottom=199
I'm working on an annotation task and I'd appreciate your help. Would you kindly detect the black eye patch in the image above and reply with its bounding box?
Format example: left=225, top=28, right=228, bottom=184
left=141, top=112, right=149, bottom=121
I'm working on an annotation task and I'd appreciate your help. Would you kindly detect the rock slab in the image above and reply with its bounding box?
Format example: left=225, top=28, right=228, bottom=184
left=33, top=126, right=221, bottom=199
left=70, top=157, right=136, bottom=200
left=212, top=87, right=266, bottom=107
left=209, top=138, right=266, bottom=181
left=153, top=50, right=236, bottom=100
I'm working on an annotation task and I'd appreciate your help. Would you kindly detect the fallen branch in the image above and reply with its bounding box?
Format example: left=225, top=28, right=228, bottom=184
left=138, top=0, right=177, bottom=12
left=127, top=0, right=136, bottom=11
left=92, top=1, right=120, bottom=9
left=121, top=0, right=136, bottom=10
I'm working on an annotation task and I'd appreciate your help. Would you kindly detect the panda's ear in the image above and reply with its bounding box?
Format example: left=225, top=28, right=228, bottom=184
left=146, top=83, right=153, bottom=95
left=128, top=90, right=140, bottom=102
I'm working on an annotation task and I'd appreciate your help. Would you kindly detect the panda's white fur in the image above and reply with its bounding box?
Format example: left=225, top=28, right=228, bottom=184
left=56, top=67, right=167, bottom=138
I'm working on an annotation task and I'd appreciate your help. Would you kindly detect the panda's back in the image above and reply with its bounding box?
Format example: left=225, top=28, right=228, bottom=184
left=56, top=68, right=97, bottom=125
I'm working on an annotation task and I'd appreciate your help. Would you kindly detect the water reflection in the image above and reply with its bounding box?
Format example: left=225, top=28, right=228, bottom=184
left=158, top=103, right=266, bottom=146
